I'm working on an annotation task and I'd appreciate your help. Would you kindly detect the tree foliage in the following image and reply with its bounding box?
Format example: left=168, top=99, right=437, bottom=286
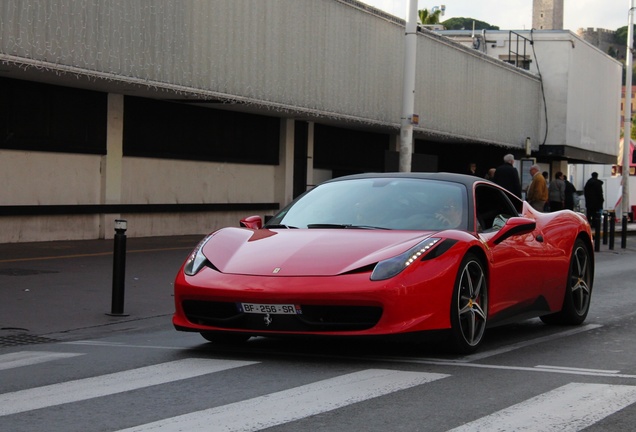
left=418, top=8, right=442, bottom=25
left=611, top=26, right=636, bottom=84
left=441, top=17, right=499, bottom=31
left=615, top=25, right=636, bottom=46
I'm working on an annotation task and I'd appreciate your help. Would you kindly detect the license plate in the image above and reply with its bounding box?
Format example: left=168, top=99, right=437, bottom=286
left=238, top=303, right=301, bottom=315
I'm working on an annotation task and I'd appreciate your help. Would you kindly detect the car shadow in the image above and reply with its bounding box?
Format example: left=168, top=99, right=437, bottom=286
left=183, top=318, right=581, bottom=362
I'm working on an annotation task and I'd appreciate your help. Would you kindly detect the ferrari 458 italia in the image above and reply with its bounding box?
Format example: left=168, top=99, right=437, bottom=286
left=173, top=173, right=594, bottom=353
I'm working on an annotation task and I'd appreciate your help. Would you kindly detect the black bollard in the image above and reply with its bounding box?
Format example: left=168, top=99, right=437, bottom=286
left=622, top=215, right=628, bottom=249
left=593, top=213, right=601, bottom=252
left=602, top=211, right=608, bottom=245
left=108, top=219, right=129, bottom=316
left=609, top=212, right=615, bottom=250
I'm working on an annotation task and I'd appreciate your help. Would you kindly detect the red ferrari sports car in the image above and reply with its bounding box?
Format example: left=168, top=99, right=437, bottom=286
left=173, top=173, right=594, bottom=353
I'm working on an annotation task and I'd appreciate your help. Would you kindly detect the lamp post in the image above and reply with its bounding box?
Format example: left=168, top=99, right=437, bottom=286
left=399, top=0, right=418, bottom=172
left=622, top=0, right=634, bottom=248
left=399, top=3, right=447, bottom=172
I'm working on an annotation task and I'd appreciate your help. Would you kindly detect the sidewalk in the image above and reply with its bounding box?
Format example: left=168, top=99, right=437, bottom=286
left=0, top=235, right=204, bottom=346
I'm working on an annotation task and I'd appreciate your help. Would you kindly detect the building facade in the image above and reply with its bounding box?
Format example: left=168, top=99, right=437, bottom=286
left=0, top=0, right=621, bottom=242
left=439, top=29, right=622, bottom=190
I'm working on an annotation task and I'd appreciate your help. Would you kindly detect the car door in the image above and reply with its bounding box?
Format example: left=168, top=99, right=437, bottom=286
left=474, top=184, right=549, bottom=321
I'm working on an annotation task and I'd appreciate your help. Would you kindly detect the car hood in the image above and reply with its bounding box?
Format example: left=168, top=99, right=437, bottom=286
left=201, top=227, right=437, bottom=276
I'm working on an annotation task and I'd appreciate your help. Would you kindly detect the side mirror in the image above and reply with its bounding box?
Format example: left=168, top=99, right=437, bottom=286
left=489, top=216, right=536, bottom=246
left=239, top=215, right=263, bottom=229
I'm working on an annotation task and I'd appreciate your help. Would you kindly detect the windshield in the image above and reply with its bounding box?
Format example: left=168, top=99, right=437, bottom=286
left=266, top=177, right=468, bottom=230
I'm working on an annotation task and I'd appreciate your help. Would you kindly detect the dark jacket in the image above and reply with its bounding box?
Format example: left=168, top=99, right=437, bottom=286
left=493, top=163, right=522, bottom=198
left=584, top=177, right=604, bottom=211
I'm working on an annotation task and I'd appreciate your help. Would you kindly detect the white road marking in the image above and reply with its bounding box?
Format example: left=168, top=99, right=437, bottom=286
left=453, top=324, right=603, bottom=362
left=0, top=358, right=257, bottom=416
left=115, top=369, right=449, bottom=432
left=0, top=351, right=83, bottom=371
left=535, top=365, right=621, bottom=374
left=63, top=340, right=184, bottom=350
left=366, top=357, right=636, bottom=378
left=447, top=382, right=636, bottom=432
left=63, top=341, right=128, bottom=346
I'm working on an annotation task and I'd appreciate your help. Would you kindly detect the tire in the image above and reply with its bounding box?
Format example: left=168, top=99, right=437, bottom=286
left=449, top=253, right=488, bottom=354
left=200, top=332, right=251, bottom=344
left=540, top=239, right=592, bottom=325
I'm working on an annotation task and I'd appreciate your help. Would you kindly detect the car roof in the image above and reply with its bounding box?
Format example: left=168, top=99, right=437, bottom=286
left=324, top=172, right=486, bottom=189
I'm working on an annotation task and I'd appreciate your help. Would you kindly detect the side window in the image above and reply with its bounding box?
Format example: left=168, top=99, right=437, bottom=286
left=475, top=185, right=519, bottom=232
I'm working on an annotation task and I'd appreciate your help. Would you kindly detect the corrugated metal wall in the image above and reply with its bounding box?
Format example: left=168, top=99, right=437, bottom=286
left=0, top=0, right=540, bottom=148
left=414, top=32, right=540, bottom=147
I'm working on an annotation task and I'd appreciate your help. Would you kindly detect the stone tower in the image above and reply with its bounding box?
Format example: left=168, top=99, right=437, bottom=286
left=532, top=0, right=564, bottom=30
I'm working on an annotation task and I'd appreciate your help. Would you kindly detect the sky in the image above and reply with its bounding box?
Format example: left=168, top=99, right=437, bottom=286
left=360, top=0, right=630, bottom=32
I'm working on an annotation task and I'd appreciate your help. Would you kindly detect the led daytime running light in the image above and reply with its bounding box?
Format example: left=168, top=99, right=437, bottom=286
left=405, top=239, right=440, bottom=266
left=371, top=237, right=442, bottom=281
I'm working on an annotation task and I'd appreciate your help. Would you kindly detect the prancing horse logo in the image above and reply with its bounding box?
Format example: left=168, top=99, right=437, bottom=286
left=264, top=313, right=272, bottom=326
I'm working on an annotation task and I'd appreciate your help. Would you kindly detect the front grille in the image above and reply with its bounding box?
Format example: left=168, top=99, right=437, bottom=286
left=182, top=300, right=382, bottom=332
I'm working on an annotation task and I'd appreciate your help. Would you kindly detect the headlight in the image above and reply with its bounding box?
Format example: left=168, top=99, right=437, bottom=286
left=370, top=238, right=442, bottom=281
left=183, top=234, right=214, bottom=276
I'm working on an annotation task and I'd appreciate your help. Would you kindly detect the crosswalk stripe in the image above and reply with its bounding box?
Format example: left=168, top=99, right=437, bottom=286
left=115, top=369, right=449, bottom=432
left=447, top=382, right=636, bottom=432
left=0, top=358, right=257, bottom=417
left=0, top=351, right=84, bottom=371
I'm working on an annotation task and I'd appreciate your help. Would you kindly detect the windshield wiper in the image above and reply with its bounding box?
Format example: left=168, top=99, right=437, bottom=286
left=352, top=225, right=390, bottom=230
left=265, top=224, right=298, bottom=229
left=307, top=224, right=389, bottom=230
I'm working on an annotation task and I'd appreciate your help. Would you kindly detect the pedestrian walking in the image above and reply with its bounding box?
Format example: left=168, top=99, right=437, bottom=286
left=548, top=172, right=565, bottom=211
left=493, top=154, right=521, bottom=198
left=584, top=172, right=604, bottom=225
left=526, top=164, right=548, bottom=212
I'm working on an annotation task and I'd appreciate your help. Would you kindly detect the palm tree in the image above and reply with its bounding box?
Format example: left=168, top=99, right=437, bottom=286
left=418, top=8, right=442, bottom=25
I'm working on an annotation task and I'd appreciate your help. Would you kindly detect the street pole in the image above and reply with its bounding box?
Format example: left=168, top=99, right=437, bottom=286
left=622, top=0, right=634, bottom=248
left=399, top=0, right=418, bottom=172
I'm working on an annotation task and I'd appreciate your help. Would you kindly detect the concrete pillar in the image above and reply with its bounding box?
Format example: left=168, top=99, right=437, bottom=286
left=100, top=93, right=124, bottom=238
left=276, top=118, right=295, bottom=208
left=306, top=122, right=315, bottom=190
